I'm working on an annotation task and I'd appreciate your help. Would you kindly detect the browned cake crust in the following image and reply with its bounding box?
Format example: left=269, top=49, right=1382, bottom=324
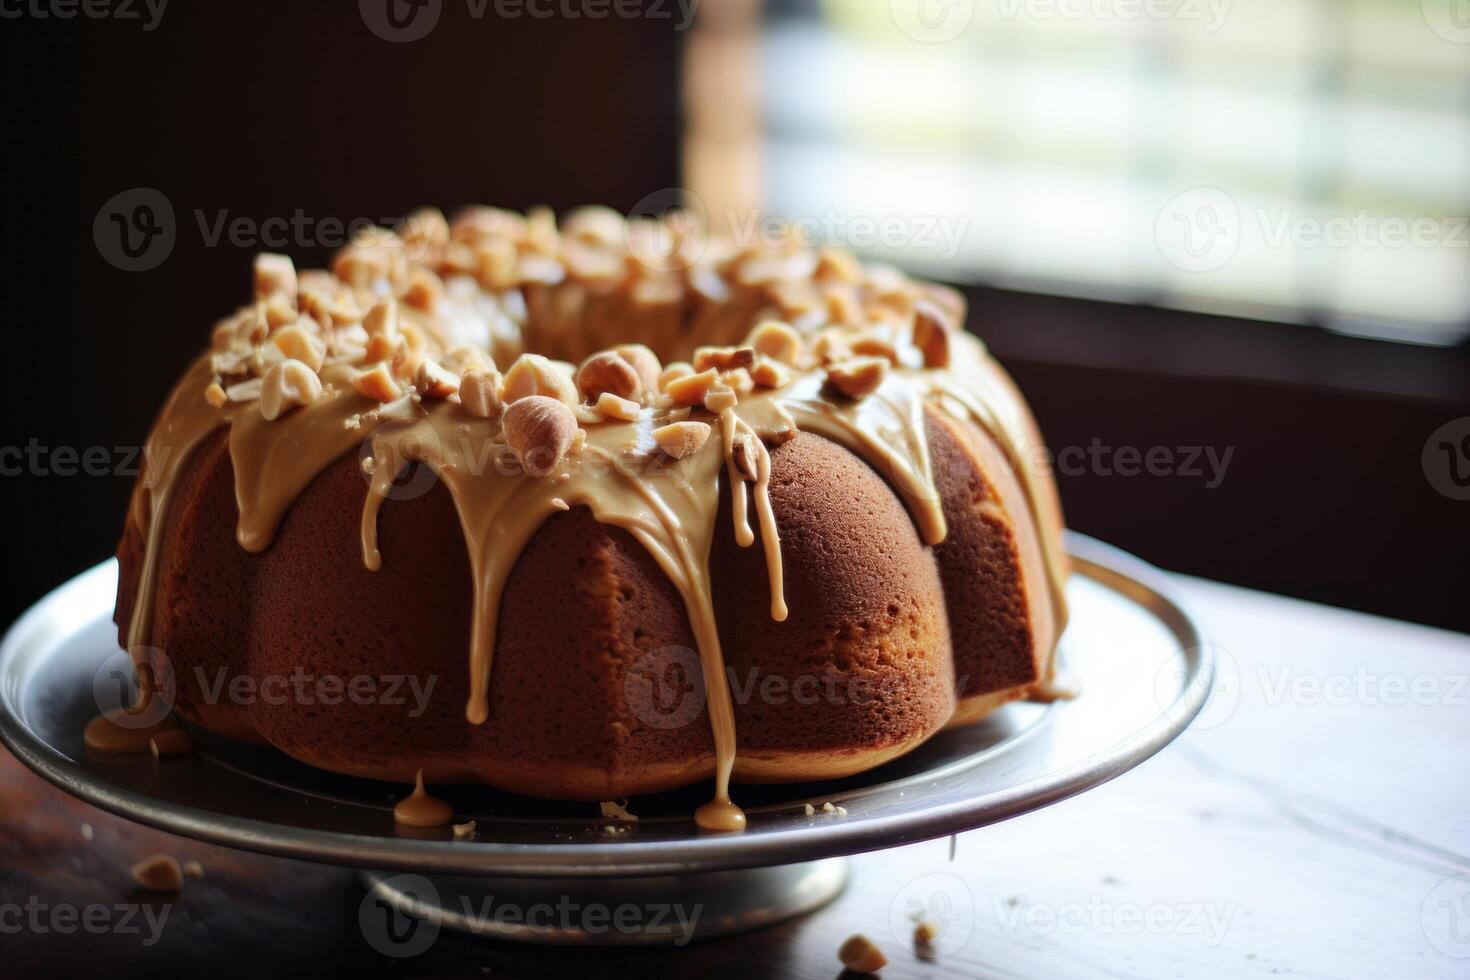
left=115, top=414, right=1061, bottom=798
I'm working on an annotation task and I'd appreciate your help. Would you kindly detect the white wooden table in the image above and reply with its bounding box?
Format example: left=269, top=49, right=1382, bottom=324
left=818, top=576, right=1470, bottom=979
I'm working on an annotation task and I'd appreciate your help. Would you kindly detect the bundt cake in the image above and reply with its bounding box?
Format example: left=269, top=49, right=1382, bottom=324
left=99, top=205, right=1070, bottom=832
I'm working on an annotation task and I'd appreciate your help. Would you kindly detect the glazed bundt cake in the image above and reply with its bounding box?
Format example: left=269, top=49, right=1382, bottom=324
left=102, top=205, right=1069, bottom=831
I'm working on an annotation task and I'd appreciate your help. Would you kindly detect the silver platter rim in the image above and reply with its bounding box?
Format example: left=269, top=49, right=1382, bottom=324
left=0, top=532, right=1211, bottom=878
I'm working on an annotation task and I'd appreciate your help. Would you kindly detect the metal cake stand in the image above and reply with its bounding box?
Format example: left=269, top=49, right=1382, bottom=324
left=0, top=533, right=1211, bottom=945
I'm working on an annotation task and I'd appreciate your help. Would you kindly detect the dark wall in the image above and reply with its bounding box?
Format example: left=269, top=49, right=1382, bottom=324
left=0, top=2, right=682, bottom=627
left=978, top=288, right=1470, bottom=633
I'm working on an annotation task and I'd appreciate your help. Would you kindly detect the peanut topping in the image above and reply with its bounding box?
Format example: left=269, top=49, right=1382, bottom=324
left=659, top=361, right=694, bottom=389
left=721, top=367, right=755, bottom=396
left=391, top=342, right=424, bottom=383
left=263, top=293, right=298, bottom=330
left=732, top=432, right=760, bottom=481
left=459, top=369, right=504, bottom=419
left=704, top=384, right=738, bottom=413
left=415, top=359, right=459, bottom=399
left=443, top=346, right=491, bottom=375
left=824, top=287, right=863, bottom=328
left=576, top=351, right=643, bottom=403
left=595, top=391, right=641, bottom=422
left=354, top=363, right=402, bottom=403
left=810, top=328, right=853, bottom=366
left=664, top=367, right=721, bottom=406
left=271, top=321, right=326, bottom=372
left=851, top=335, right=899, bottom=365
left=913, top=919, right=941, bottom=945
left=363, top=298, right=399, bottom=340
left=131, top=854, right=184, bottom=893
left=912, top=300, right=952, bottom=369
left=399, top=321, right=428, bottom=353
left=692, top=345, right=756, bottom=373
left=260, top=359, right=323, bottom=421
left=745, top=320, right=804, bottom=365
left=653, top=421, right=712, bottom=459
left=749, top=356, right=791, bottom=389
left=254, top=252, right=298, bottom=300
left=403, top=266, right=444, bottom=312
left=838, top=934, right=887, bottom=974
left=826, top=356, right=889, bottom=399
left=204, top=382, right=228, bottom=409
left=364, top=334, right=395, bottom=364
left=502, top=395, right=578, bottom=478
left=476, top=237, right=518, bottom=289
left=606, top=344, right=660, bottom=398
left=815, top=246, right=862, bottom=283
left=503, top=353, right=577, bottom=407
left=333, top=244, right=392, bottom=291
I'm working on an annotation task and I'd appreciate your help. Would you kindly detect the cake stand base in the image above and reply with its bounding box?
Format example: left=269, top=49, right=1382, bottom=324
left=359, top=858, right=848, bottom=946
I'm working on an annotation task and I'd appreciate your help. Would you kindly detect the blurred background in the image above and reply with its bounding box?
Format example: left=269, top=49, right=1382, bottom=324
left=0, top=0, right=1466, bottom=631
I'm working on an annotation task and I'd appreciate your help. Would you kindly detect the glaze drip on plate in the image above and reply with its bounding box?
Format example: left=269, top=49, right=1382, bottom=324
left=115, top=205, right=1070, bottom=833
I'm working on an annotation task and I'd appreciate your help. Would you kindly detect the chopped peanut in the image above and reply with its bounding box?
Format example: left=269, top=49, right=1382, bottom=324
left=912, top=300, right=953, bottom=369
left=826, top=357, right=889, bottom=399
left=664, top=367, right=721, bottom=406
left=503, top=396, right=578, bottom=478
left=577, top=350, right=643, bottom=403
left=658, top=361, right=694, bottom=389
left=692, top=345, right=756, bottom=373
left=704, top=384, right=738, bottom=413
left=131, top=854, right=184, bottom=893
left=271, top=320, right=326, bottom=372
left=749, top=356, right=791, bottom=389
left=837, top=935, right=887, bottom=974
left=354, top=364, right=402, bottom=403
left=503, top=353, right=578, bottom=407
left=260, top=359, right=323, bottom=421
left=745, top=320, right=804, bottom=365
left=653, top=421, right=712, bottom=459
left=595, top=391, right=641, bottom=422
left=254, top=252, right=298, bottom=301
left=415, top=359, right=459, bottom=399
left=459, top=369, right=504, bottom=419
left=612, top=344, right=663, bottom=397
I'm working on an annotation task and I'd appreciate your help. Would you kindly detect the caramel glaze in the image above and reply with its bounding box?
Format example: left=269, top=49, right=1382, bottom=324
left=394, top=769, right=455, bottom=828
left=83, top=710, right=177, bottom=754
left=116, top=211, right=1071, bottom=833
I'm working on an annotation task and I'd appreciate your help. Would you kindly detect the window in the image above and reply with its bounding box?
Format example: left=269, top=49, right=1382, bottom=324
left=685, top=0, right=1470, bottom=345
